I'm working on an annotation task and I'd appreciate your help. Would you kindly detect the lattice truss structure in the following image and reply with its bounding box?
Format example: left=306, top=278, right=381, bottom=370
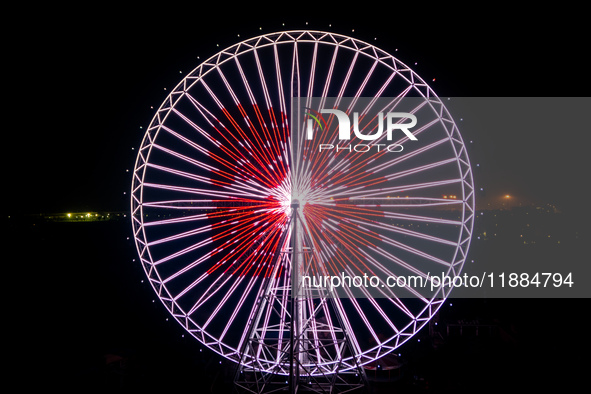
left=130, top=30, right=475, bottom=378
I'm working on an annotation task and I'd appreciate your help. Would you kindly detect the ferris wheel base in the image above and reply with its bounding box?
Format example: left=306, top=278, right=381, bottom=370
left=234, top=367, right=366, bottom=394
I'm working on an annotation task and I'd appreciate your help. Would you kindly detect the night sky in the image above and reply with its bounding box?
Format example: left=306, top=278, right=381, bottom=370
left=8, top=6, right=589, bottom=216
left=6, top=5, right=590, bottom=391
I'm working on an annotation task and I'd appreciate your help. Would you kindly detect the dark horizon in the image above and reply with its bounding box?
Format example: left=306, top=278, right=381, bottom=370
left=7, top=9, right=590, bottom=218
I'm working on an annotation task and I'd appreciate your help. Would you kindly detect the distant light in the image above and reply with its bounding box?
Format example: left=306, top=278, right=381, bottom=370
left=67, top=213, right=71, bottom=218
left=505, top=194, right=511, bottom=199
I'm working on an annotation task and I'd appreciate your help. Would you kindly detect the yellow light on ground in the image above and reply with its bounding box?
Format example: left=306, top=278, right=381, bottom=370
left=67, top=213, right=71, bottom=218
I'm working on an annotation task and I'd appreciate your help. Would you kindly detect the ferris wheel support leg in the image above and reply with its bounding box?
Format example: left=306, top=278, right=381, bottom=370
left=289, top=200, right=302, bottom=394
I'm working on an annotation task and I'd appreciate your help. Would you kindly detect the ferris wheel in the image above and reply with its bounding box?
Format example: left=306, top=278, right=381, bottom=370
left=130, top=30, right=475, bottom=380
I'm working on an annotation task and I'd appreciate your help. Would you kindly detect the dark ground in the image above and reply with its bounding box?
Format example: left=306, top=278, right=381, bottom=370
left=8, top=211, right=588, bottom=392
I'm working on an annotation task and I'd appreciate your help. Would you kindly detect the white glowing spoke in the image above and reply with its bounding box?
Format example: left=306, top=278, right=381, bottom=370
left=142, top=200, right=253, bottom=210
left=320, top=218, right=432, bottom=284
left=151, top=143, right=218, bottom=173
left=143, top=213, right=209, bottom=226
left=143, top=182, right=270, bottom=200
left=162, top=251, right=212, bottom=284
left=146, top=163, right=211, bottom=184
left=160, top=122, right=212, bottom=156
left=378, top=235, right=451, bottom=267
left=185, top=225, right=283, bottom=315
left=202, top=273, right=252, bottom=331
left=348, top=217, right=458, bottom=246
left=152, top=237, right=212, bottom=266
left=372, top=136, right=448, bottom=174
left=330, top=178, right=462, bottom=199
left=380, top=209, right=462, bottom=225
left=344, top=197, right=464, bottom=211
left=147, top=224, right=212, bottom=247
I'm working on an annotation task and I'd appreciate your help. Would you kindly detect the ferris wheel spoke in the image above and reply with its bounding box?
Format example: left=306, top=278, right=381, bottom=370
left=200, top=73, right=278, bottom=177
left=141, top=200, right=273, bottom=212
left=234, top=50, right=286, bottom=171
left=185, top=89, right=284, bottom=189
left=315, top=156, right=458, bottom=195
left=316, top=203, right=463, bottom=227
left=179, top=226, right=281, bottom=309
left=149, top=138, right=278, bottom=195
left=180, top=219, right=286, bottom=314
left=327, top=178, right=462, bottom=200
left=305, top=142, right=447, bottom=196
left=320, top=232, right=430, bottom=320
left=345, top=196, right=465, bottom=209
left=200, top=273, right=255, bottom=333
left=252, top=49, right=283, bottom=158
left=146, top=224, right=212, bottom=247
left=159, top=121, right=269, bottom=186
left=142, top=181, right=272, bottom=200
left=319, top=43, right=339, bottom=98
left=161, top=252, right=213, bottom=285
left=142, top=212, right=209, bottom=225
left=336, top=50, right=359, bottom=98
left=360, top=258, right=432, bottom=305
left=372, top=135, right=448, bottom=173
left=348, top=217, right=457, bottom=246
left=312, top=229, right=424, bottom=319
left=319, top=215, right=450, bottom=280
left=152, top=237, right=213, bottom=266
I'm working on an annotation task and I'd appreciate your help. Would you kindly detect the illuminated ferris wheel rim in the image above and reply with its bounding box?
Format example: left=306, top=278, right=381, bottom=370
left=150, top=30, right=445, bottom=118
left=130, top=29, right=475, bottom=373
